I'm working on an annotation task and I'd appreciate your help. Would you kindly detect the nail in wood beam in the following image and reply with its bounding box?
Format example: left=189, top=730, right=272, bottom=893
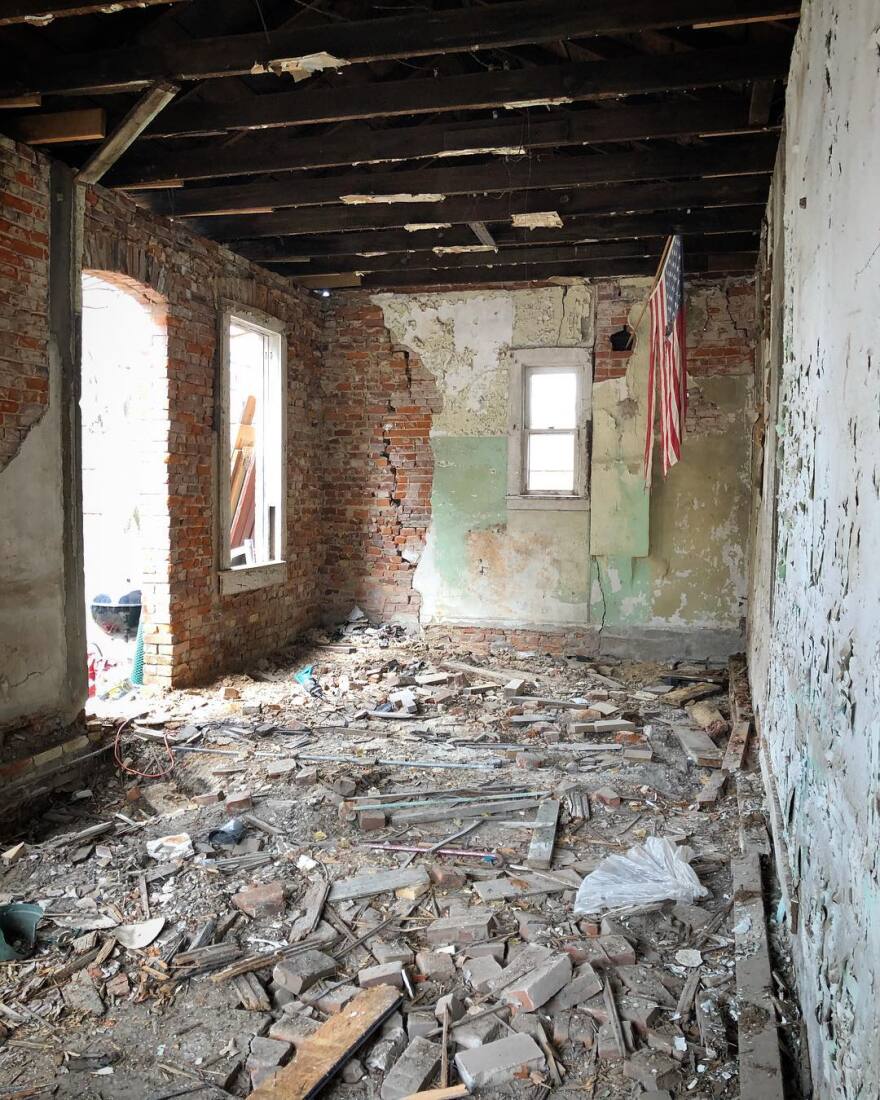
left=77, top=81, right=178, bottom=186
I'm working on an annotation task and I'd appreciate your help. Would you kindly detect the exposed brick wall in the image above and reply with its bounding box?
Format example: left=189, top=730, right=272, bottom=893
left=0, top=137, right=49, bottom=470
left=83, top=185, right=325, bottom=687
left=594, top=275, right=756, bottom=383
left=320, top=293, right=438, bottom=624
left=321, top=276, right=756, bottom=626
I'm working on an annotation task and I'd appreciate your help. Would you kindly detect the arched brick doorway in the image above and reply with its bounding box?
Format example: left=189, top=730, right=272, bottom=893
left=81, top=270, right=170, bottom=691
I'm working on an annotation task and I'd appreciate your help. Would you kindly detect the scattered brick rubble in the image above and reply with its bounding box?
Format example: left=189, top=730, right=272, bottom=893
left=0, top=622, right=796, bottom=1098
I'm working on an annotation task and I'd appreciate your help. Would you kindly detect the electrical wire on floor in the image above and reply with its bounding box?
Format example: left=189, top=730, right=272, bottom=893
left=114, top=715, right=175, bottom=779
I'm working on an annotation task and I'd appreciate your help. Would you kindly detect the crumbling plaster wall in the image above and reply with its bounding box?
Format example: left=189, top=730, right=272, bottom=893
left=373, top=280, right=753, bottom=654
left=0, top=138, right=82, bottom=736
left=748, top=2, right=880, bottom=1096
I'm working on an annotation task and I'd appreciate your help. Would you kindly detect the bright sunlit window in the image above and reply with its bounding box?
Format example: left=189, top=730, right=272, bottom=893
left=221, top=308, right=286, bottom=573
left=525, top=367, right=578, bottom=492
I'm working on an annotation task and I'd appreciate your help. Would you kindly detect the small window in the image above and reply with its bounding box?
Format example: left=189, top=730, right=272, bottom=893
left=507, top=348, right=591, bottom=509
left=525, top=367, right=578, bottom=492
left=220, top=308, right=286, bottom=577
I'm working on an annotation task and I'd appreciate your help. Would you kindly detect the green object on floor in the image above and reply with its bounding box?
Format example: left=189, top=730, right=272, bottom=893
left=0, top=902, right=43, bottom=961
left=131, top=613, right=144, bottom=686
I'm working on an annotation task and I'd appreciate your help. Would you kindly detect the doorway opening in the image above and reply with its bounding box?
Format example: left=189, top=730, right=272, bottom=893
left=80, top=271, right=168, bottom=699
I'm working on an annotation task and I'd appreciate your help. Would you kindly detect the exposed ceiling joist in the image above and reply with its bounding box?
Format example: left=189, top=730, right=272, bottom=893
left=291, top=251, right=758, bottom=290
left=112, top=98, right=777, bottom=188
left=146, top=46, right=791, bottom=139
left=147, top=135, right=778, bottom=218
left=190, top=177, right=772, bottom=240
left=279, top=232, right=759, bottom=277
left=0, top=0, right=187, bottom=24
left=0, top=0, right=800, bottom=97
left=231, top=206, right=765, bottom=262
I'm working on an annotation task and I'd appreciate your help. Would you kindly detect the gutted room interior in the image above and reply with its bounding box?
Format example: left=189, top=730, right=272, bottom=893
left=0, top=2, right=876, bottom=1098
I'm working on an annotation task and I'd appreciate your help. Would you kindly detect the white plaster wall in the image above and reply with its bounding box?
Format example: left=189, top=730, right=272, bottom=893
left=0, top=397, right=69, bottom=727
left=750, top=3, right=880, bottom=1096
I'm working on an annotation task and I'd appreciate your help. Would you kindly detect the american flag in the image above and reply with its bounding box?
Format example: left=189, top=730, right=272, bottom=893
left=643, top=234, right=687, bottom=482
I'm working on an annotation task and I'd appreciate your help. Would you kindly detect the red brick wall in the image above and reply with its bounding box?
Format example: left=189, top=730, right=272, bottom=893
left=320, top=293, right=439, bottom=624
left=83, top=185, right=325, bottom=687
left=0, top=137, right=49, bottom=470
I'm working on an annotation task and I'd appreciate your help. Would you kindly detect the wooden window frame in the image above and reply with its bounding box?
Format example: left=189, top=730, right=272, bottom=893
left=507, top=347, right=591, bottom=510
left=217, top=302, right=288, bottom=595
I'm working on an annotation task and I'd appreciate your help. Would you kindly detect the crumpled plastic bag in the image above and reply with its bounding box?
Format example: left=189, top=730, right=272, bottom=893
left=574, top=836, right=707, bottom=915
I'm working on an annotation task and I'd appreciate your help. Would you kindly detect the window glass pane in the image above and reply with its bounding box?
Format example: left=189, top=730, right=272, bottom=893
left=527, top=431, right=575, bottom=492
left=229, top=324, right=265, bottom=565
left=527, top=370, right=576, bottom=429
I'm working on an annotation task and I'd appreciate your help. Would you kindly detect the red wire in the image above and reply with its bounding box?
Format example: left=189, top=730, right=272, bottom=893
left=113, top=716, right=175, bottom=780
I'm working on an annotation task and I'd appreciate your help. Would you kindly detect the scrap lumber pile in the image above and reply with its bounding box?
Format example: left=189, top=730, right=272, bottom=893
left=0, top=633, right=788, bottom=1099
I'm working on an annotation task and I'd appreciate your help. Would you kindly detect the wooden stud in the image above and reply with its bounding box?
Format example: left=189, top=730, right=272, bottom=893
left=77, top=82, right=178, bottom=185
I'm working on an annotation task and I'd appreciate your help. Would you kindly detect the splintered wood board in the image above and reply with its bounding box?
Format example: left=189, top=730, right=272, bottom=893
left=721, top=719, right=751, bottom=773
left=525, top=800, right=560, bottom=870
left=247, top=985, right=401, bottom=1100
left=663, top=681, right=723, bottom=708
left=672, top=724, right=723, bottom=768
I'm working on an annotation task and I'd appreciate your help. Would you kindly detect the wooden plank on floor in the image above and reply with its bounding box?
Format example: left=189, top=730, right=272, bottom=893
left=441, top=660, right=534, bottom=686
left=472, top=868, right=584, bottom=902
left=721, top=719, right=751, bottom=773
left=525, top=799, right=560, bottom=870
left=327, top=867, right=430, bottom=902
left=247, top=985, right=401, bottom=1099
left=672, top=724, right=724, bottom=768
left=732, top=852, right=785, bottom=1100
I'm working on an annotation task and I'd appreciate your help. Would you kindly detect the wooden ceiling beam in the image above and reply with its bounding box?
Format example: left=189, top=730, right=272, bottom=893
left=144, top=45, right=791, bottom=139
left=77, top=81, right=178, bottom=184
left=0, top=0, right=188, bottom=25
left=111, top=98, right=775, bottom=187
left=278, top=232, right=759, bottom=276
left=190, top=176, right=772, bottom=240
left=146, top=135, right=778, bottom=218
left=235, top=208, right=765, bottom=262
left=8, top=106, right=105, bottom=144
left=287, top=251, right=758, bottom=290
left=0, top=1, right=799, bottom=96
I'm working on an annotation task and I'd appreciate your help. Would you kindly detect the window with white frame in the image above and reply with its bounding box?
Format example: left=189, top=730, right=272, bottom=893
left=507, top=348, right=591, bottom=508
left=221, top=308, right=286, bottom=576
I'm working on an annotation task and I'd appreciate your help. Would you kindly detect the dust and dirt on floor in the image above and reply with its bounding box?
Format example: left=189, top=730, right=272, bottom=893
left=0, top=620, right=804, bottom=1100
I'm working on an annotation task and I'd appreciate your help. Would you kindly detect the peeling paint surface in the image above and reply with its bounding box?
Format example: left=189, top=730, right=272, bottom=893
left=749, top=3, right=880, bottom=1096
left=374, top=283, right=753, bottom=647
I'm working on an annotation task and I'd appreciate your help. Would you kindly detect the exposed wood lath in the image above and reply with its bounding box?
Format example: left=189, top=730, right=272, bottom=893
left=0, top=0, right=800, bottom=289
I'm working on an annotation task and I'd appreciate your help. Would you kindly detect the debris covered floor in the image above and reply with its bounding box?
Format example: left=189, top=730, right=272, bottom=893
left=0, top=628, right=799, bottom=1100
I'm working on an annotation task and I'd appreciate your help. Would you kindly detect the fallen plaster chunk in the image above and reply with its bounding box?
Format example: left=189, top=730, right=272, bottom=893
left=511, top=210, right=563, bottom=229
left=342, top=193, right=446, bottom=205
left=404, top=222, right=453, bottom=232
left=432, top=244, right=497, bottom=255
left=259, top=51, right=350, bottom=81
left=435, top=145, right=527, bottom=157
left=503, top=96, right=574, bottom=109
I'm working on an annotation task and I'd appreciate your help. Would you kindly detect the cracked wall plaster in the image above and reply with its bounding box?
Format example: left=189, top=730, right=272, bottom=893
left=749, top=2, right=880, bottom=1097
